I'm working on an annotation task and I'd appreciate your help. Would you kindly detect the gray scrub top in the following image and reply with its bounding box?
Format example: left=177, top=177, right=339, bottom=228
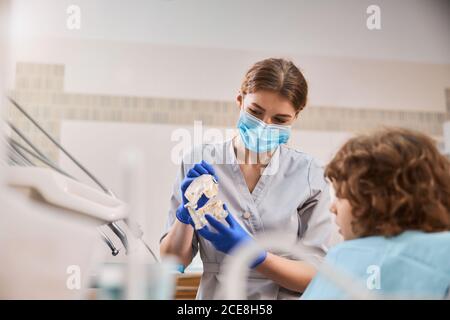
left=161, top=138, right=342, bottom=300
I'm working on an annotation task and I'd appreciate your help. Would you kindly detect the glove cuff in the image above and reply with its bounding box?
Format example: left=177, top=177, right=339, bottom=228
left=250, top=250, right=267, bottom=269
left=176, top=205, right=191, bottom=225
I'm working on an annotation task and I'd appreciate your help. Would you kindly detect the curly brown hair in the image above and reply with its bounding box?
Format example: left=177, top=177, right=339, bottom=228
left=325, top=127, right=450, bottom=237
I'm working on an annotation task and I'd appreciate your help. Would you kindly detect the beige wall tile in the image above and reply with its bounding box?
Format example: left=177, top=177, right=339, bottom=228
left=6, top=62, right=448, bottom=163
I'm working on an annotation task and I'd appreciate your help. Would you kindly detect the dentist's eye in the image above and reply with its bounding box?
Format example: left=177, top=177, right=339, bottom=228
left=273, top=117, right=287, bottom=124
left=249, top=108, right=262, bottom=116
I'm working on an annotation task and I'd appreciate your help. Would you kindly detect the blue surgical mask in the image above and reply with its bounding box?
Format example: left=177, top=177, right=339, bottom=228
left=237, top=110, right=291, bottom=153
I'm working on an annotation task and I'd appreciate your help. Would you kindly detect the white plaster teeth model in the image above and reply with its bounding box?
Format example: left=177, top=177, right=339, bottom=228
left=184, top=174, right=228, bottom=230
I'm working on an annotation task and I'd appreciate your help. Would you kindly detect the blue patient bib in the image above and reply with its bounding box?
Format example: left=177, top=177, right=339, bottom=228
left=302, top=231, right=450, bottom=299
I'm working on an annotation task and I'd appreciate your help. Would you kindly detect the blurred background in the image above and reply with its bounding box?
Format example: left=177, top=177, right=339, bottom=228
left=0, top=0, right=449, bottom=299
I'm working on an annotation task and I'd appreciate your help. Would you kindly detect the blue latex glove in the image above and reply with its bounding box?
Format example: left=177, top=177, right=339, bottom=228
left=176, top=160, right=219, bottom=225
left=198, top=205, right=267, bottom=269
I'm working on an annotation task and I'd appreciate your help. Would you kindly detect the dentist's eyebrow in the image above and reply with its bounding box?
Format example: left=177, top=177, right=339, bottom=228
left=274, top=114, right=292, bottom=118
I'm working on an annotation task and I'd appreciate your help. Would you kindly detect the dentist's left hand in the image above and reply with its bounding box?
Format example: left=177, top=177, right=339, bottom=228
left=198, top=205, right=267, bottom=268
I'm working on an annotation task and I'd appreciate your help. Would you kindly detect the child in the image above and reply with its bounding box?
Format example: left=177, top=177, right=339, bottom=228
left=302, top=127, right=450, bottom=299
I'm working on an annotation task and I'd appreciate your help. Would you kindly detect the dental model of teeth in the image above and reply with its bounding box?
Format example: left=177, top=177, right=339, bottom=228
left=184, top=174, right=228, bottom=230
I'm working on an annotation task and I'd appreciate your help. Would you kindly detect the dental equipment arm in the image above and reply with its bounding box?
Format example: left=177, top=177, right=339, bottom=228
left=6, top=97, right=157, bottom=259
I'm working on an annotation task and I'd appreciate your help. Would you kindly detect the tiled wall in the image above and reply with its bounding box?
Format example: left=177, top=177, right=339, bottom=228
left=6, top=62, right=449, bottom=163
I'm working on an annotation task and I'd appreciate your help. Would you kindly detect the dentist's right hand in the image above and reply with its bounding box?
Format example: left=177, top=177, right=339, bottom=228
left=176, top=160, right=218, bottom=225
left=161, top=160, right=218, bottom=268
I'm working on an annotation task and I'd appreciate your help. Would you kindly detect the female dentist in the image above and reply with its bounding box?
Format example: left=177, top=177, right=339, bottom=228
left=160, top=58, right=341, bottom=299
